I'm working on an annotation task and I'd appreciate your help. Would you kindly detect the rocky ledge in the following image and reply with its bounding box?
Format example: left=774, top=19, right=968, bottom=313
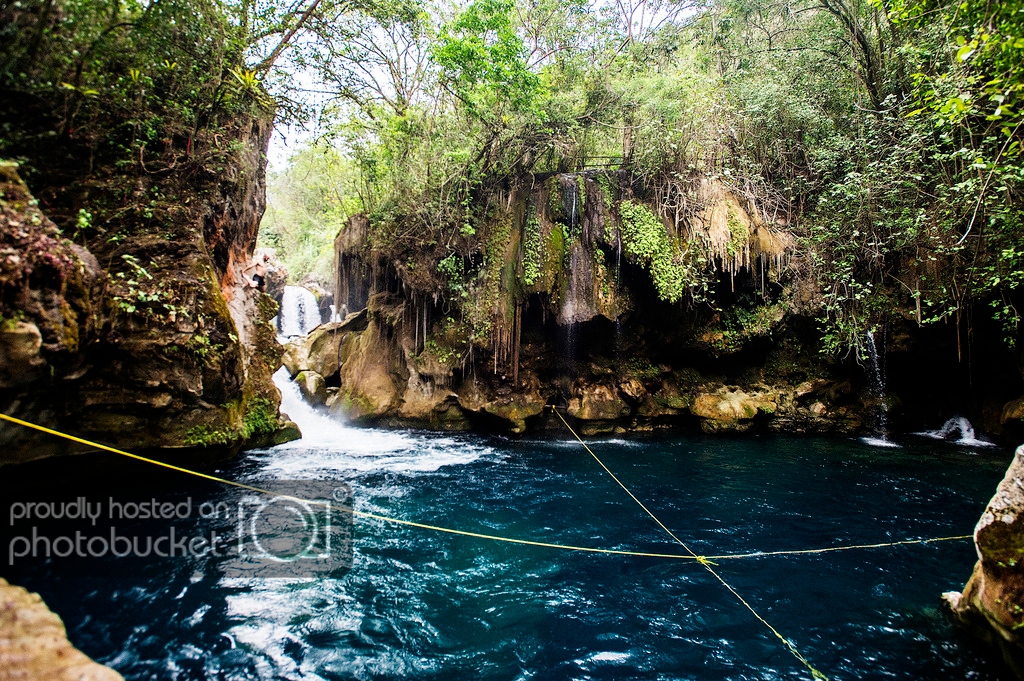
left=281, top=294, right=864, bottom=435
left=0, top=133, right=298, bottom=465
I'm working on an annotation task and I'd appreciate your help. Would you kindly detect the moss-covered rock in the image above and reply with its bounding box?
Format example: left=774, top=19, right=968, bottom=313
left=690, top=388, right=770, bottom=433
left=0, top=111, right=298, bottom=464
left=568, top=383, right=628, bottom=421
left=295, top=371, right=328, bottom=406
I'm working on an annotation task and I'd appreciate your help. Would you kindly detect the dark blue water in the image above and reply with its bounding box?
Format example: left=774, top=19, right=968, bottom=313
left=3, top=411, right=1016, bottom=681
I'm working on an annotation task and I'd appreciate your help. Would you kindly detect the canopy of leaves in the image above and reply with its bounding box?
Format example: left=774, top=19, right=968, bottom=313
left=2, top=0, right=1021, bottom=354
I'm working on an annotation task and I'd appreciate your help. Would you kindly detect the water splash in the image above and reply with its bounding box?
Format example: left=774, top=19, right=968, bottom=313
left=278, top=286, right=320, bottom=340
left=914, top=417, right=996, bottom=449
left=265, top=368, right=492, bottom=474
left=273, top=367, right=346, bottom=445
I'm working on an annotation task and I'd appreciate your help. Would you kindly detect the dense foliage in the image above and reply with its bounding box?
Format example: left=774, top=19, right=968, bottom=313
left=258, top=0, right=1020, bottom=356
left=1, top=0, right=1020, bottom=355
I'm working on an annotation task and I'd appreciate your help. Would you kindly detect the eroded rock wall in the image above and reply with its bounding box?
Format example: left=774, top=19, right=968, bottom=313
left=0, top=114, right=296, bottom=465
left=300, top=168, right=1024, bottom=436
left=275, top=172, right=872, bottom=434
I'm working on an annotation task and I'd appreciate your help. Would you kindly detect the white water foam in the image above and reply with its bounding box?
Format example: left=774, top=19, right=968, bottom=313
left=278, top=286, right=320, bottom=340
left=859, top=436, right=902, bottom=449
left=913, top=417, right=996, bottom=449
left=257, top=368, right=493, bottom=476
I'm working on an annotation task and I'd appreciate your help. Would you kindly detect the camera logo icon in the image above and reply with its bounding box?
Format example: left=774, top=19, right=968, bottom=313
left=227, top=481, right=352, bottom=578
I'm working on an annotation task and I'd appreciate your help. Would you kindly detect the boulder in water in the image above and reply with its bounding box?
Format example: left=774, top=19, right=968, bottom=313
left=295, top=370, right=328, bottom=406
left=691, top=388, right=776, bottom=433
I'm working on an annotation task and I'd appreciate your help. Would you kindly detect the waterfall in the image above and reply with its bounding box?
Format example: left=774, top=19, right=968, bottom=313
left=914, top=417, right=996, bottom=448
left=614, top=234, right=622, bottom=357
left=558, top=244, right=597, bottom=325
left=568, top=183, right=578, bottom=234
left=278, top=286, right=320, bottom=340
left=862, top=329, right=898, bottom=447
left=272, top=368, right=345, bottom=444
left=561, top=322, right=577, bottom=380
left=269, top=368, right=491, bottom=471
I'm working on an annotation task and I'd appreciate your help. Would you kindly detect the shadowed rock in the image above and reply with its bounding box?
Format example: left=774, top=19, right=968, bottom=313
left=945, top=444, right=1024, bottom=677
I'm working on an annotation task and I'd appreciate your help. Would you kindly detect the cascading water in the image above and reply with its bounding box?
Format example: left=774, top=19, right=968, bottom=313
left=914, top=416, right=996, bottom=448
left=862, top=329, right=898, bottom=447
left=269, top=367, right=491, bottom=469
left=277, top=286, right=320, bottom=340
left=273, top=367, right=347, bottom=445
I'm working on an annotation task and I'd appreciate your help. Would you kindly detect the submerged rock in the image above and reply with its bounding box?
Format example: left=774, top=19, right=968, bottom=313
left=0, top=577, right=123, bottom=680
left=945, top=444, right=1024, bottom=676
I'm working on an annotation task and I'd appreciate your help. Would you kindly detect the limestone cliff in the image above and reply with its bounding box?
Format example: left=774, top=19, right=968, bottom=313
left=286, top=173, right=873, bottom=434
left=288, top=170, right=1024, bottom=436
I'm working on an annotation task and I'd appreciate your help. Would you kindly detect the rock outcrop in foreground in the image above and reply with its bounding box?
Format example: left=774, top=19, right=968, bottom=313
left=0, top=577, right=122, bottom=680
left=945, top=444, right=1024, bottom=677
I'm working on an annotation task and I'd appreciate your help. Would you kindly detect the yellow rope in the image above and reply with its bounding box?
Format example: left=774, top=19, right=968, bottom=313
left=707, top=534, right=972, bottom=560
left=549, top=406, right=829, bottom=680
left=0, top=412, right=971, bottom=566
left=0, top=412, right=972, bottom=564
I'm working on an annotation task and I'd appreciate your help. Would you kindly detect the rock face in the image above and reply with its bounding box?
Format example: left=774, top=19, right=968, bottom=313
left=278, top=174, right=880, bottom=435
left=282, top=170, right=1023, bottom=437
left=1004, top=397, right=1024, bottom=442
left=945, top=444, right=1024, bottom=676
left=0, top=577, right=123, bottom=680
left=0, top=119, right=297, bottom=465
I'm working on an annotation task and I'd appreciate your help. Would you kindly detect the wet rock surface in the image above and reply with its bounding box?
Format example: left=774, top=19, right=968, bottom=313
left=277, top=176, right=893, bottom=435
